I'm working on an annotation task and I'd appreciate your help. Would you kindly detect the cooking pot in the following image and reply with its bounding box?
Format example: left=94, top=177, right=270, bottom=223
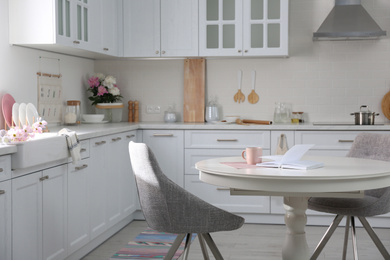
left=350, top=105, right=379, bottom=125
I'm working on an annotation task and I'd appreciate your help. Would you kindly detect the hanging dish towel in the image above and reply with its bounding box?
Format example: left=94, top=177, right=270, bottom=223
left=276, top=134, right=289, bottom=155
left=58, top=128, right=81, bottom=164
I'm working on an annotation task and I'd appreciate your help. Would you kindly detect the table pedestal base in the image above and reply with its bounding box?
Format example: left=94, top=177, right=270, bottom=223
left=283, top=197, right=310, bottom=260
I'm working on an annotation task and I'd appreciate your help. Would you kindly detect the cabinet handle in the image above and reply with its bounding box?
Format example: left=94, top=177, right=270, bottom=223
left=126, top=134, right=135, bottom=139
left=153, top=134, right=174, bottom=137
left=217, top=139, right=238, bottom=142
left=112, top=137, right=122, bottom=142
left=39, top=175, right=49, bottom=182
left=75, top=164, right=88, bottom=171
left=162, top=51, right=166, bottom=54
left=95, top=141, right=106, bottom=145
left=244, top=50, right=248, bottom=53
left=103, top=47, right=109, bottom=51
left=339, top=140, right=354, bottom=143
left=238, top=50, right=242, bottom=53
left=0, top=168, right=3, bottom=172
left=155, top=50, right=159, bottom=54
left=217, top=187, right=230, bottom=191
left=0, top=190, right=5, bottom=195
left=73, top=40, right=80, bottom=44
left=80, top=148, right=87, bottom=153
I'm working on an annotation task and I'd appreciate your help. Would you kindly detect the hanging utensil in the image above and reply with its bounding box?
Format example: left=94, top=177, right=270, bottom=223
left=248, top=70, right=259, bottom=104
left=234, top=70, right=245, bottom=103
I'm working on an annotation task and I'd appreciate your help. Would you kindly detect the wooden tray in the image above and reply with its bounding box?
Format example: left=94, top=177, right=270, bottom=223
left=381, top=91, right=390, bottom=120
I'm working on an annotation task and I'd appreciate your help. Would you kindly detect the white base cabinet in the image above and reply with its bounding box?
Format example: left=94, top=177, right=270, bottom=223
left=0, top=180, right=11, bottom=260
left=12, top=164, right=68, bottom=260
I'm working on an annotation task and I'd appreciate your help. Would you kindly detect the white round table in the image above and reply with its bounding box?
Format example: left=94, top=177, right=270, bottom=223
left=195, top=156, right=390, bottom=260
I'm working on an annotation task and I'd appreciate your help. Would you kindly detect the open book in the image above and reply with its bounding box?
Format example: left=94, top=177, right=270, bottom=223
left=256, top=144, right=324, bottom=170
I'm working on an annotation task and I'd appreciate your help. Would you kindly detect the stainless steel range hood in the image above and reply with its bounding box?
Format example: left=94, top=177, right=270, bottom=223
left=313, top=0, right=386, bottom=41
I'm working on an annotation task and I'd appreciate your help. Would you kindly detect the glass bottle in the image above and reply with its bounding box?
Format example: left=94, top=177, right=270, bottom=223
left=64, top=100, right=81, bottom=125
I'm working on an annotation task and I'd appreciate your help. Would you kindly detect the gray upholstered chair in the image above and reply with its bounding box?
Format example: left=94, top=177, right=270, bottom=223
left=308, top=133, right=390, bottom=260
left=128, top=141, right=244, bottom=260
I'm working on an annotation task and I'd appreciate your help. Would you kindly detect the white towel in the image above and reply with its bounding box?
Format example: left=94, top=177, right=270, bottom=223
left=58, top=128, right=81, bottom=164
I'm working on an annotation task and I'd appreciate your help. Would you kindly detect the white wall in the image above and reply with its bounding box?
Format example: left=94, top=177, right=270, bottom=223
left=0, top=0, right=94, bottom=128
left=96, top=0, right=390, bottom=123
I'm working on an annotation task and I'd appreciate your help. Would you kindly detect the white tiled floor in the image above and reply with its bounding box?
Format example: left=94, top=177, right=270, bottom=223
left=82, top=220, right=390, bottom=260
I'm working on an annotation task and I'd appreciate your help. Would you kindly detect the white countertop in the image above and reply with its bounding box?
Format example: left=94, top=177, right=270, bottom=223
left=1, top=121, right=390, bottom=156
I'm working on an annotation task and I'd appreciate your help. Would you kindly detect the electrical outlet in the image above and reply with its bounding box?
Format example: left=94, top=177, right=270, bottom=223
left=146, top=105, right=161, bottom=114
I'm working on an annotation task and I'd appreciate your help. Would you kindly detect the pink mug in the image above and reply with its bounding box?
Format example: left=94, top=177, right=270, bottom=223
left=242, top=147, right=262, bottom=165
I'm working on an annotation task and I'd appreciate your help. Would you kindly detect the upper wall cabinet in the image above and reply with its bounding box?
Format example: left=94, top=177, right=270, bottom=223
left=98, top=0, right=122, bottom=56
left=199, top=0, right=289, bottom=57
left=9, top=0, right=108, bottom=57
left=123, top=0, right=198, bottom=58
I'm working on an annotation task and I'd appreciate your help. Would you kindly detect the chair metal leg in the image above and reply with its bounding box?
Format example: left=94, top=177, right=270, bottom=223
left=182, top=233, right=192, bottom=260
left=201, top=233, right=224, bottom=260
left=342, top=216, right=350, bottom=260
left=165, top=233, right=186, bottom=260
left=198, top=233, right=210, bottom=260
left=351, top=216, right=359, bottom=260
left=358, top=216, right=390, bottom=259
left=310, top=214, right=344, bottom=260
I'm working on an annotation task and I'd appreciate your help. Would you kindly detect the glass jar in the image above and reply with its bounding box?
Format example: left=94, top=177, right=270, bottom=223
left=64, top=100, right=81, bottom=125
left=291, top=112, right=303, bottom=124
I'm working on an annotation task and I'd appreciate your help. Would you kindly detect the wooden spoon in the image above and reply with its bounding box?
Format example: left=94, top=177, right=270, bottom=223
left=248, top=70, right=259, bottom=104
left=234, top=70, right=245, bottom=103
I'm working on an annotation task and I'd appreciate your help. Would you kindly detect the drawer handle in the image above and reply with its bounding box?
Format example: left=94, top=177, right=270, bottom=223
left=153, top=134, right=174, bottom=137
left=103, top=47, right=109, bottom=51
left=217, top=187, right=230, bottom=191
left=126, top=134, right=135, bottom=139
left=73, top=40, right=80, bottom=44
left=217, top=139, right=238, bottom=142
left=80, top=148, right=87, bottom=153
left=0, top=168, right=3, bottom=172
left=112, top=137, right=122, bottom=142
left=95, top=141, right=106, bottom=145
left=39, top=175, right=49, bottom=182
left=75, top=164, right=88, bottom=171
left=0, top=190, right=5, bottom=195
left=338, top=140, right=354, bottom=143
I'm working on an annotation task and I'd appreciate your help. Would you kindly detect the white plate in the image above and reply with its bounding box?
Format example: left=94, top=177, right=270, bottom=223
left=81, top=120, right=109, bottom=124
left=26, top=103, right=39, bottom=126
left=12, top=103, right=19, bottom=126
left=18, top=103, right=27, bottom=126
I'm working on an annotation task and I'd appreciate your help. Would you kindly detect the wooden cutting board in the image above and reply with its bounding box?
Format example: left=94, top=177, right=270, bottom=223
left=184, top=59, right=205, bottom=122
left=382, top=91, right=390, bottom=120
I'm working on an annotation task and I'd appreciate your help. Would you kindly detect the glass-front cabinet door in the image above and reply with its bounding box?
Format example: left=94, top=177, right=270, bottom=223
left=199, top=0, right=242, bottom=56
left=243, top=0, right=288, bottom=56
left=199, top=0, right=288, bottom=57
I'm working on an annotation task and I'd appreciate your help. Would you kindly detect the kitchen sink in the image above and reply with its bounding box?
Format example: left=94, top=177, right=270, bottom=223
left=11, top=133, right=68, bottom=170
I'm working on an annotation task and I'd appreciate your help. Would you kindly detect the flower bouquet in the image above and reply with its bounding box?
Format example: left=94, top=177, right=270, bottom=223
left=1, top=119, right=48, bottom=144
left=87, top=73, right=123, bottom=105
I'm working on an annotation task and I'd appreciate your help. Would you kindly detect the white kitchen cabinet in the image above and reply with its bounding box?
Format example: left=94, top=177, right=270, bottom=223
left=89, top=131, right=138, bottom=239
left=67, top=158, right=90, bottom=255
left=12, top=164, right=68, bottom=260
left=9, top=0, right=100, bottom=54
left=142, top=130, right=184, bottom=186
left=98, top=0, right=122, bottom=56
left=184, top=130, right=271, bottom=221
left=0, top=155, right=11, bottom=182
left=0, top=180, right=11, bottom=260
left=199, top=0, right=288, bottom=57
left=123, top=0, right=198, bottom=57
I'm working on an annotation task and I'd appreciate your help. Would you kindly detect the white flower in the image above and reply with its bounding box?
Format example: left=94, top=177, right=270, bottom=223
left=109, top=86, right=120, bottom=96
left=95, top=73, right=105, bottom=81
left=103, top=75, right=116, bottom=89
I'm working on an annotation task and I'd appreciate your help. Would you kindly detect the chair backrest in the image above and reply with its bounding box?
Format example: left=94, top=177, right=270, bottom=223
left=347, top=133, right=390, bottom=214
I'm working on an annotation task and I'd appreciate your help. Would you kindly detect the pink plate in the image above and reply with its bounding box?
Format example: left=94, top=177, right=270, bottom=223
left=2, top=93, right=15, bottom=128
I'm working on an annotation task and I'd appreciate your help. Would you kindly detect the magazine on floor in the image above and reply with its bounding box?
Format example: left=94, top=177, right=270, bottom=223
left=256, top=144, right=324, bottom=170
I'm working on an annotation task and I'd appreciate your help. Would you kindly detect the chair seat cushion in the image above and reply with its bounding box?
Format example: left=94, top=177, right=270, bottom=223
left=308, top=195, right=385, bottom=217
